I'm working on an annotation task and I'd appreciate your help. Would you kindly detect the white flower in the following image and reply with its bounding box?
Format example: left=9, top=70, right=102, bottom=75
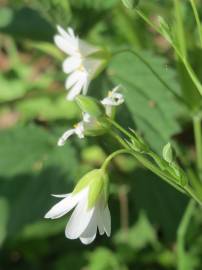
left=57, top=113, right=95, bottom=146
left=54, top=26, right=101, bottom=101
left=57, top=122, right=85, bottom=146
left=45, top=170, right=111, bottom=245
left=101, top=86, right=124, bottom=116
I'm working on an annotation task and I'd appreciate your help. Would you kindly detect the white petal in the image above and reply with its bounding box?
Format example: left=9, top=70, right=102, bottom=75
left=81, top=79, right=89, bottom=96
left=80, top=234, right=96, bottom=245
left=57, top=25, right=69, bottom=39
left=83, top=113, right=92, bottom=123
left=67, top=27, right=75, bottom=37
left=54, top=35, right=77, bottom=56
left=51, top=194, right=69, bottom=198
left=44, top=194, right=77, bottom=219
left=57, top=129, right=75, bottom=146
left=67, top=72, right=88, bottom=101
left=65, top=191, right=95, bottom=239
left=103, top=205, right=111, bottom=237
left=57, top=26, right=79, bottom=48
left=65, top=71, right=81, bottom=89
left=83, top=59, right=100, bottom=77
left=80, top=208, right=98, bottom=245
left=62, top=57, right=82, bottom=74
left=79, top=40, right=99, bottom=57
left=97, top=206, right=105, bottom=236
left=75, top=122, right=85, bottom=139
left=112, top=85, right=121, bottom=93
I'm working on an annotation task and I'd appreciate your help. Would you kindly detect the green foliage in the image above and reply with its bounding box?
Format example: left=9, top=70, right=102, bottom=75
left=115, top=211, right=157, bottom=249
left=87, top=247, right=125, bottom=270
left=70, top=0, right=118, bottom=10
left=1, top=0, right=202, bottom=270
left=108, top=51, right=182, bottom=151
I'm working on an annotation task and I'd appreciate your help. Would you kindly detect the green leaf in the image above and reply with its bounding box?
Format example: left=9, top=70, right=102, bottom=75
left=0, top=125, right=54, bottom=177
left=87, top=247, right=124, bottom=270
left=17, top=96, right=79, bottom=122
left=0, top=124, right=80, bottom=179
left=0, top=7, right=54, bottom=41
left=0, top=74, right=28, bottom=102
left=0, top=168, right=74, bottom=236
left=130, top=169, right=187, bottom=241
left=108, top=51, right=183, bottom=152
left=115, top=211, right=157, bottom=250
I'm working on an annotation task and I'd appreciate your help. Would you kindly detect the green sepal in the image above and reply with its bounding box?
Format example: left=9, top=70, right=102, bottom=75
left=72, top=169, right=109, bottom=209
left=83, top=116, right=110, bottom=137
left=76, top=95, right=105, bottom=118
left=88, top=170, right=109, bottom=209
left=73, top=169, right=101, bottom=194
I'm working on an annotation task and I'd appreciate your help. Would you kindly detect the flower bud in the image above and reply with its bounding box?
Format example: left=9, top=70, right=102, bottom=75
left=76, top=95, right=105, bottom=118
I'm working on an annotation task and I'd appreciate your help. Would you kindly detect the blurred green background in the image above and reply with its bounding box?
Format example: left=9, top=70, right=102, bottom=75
left=0, top=0, right=202, bottom=269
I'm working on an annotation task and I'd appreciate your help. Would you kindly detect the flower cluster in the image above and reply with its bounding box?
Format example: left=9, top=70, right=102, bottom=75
left=54, top=26, right=105, bottom=100
left=45, top=26, right=125, bottom=245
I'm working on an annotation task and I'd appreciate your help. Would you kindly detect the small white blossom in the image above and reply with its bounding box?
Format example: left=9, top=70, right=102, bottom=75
left=45, top=171, right=111, bottom=245
left=101, top=86, right=124, bottom=116
left=55, top=26, right=101, bottom=100
left=57, top=113, right=95, bottom=146
left=57, top=122, right=85, bottom=146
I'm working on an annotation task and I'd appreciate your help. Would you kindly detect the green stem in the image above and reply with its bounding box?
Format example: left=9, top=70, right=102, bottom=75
left=136, top=9, right=202, bottom=96
left=109, top=119, right=202, bottom=204
left=189, top=0, right=202, bottom=48
left=109, top=129, right=187, bottom=194
left=102, top=149, right=132, bottom=171
left=193, top=114, right=202, bottom=178
left=173, top=0, right=187, bottom=58
left=177, top=200, right=196, bottom=270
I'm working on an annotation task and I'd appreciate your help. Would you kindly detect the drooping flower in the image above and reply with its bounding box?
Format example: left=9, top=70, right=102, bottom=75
left=57, top=121, right=85, bottom=146
left=101, top=86, right=124, bottom=116
left=54, top=26, right=102, bottom=100
left=45, top=169, right=111, bottom=245
left=57, top=113, right=94, bottom=146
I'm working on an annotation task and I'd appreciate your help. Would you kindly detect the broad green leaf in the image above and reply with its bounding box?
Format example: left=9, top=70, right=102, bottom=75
left=87, top=247, right=124, bottom=270
left=0, top=75, right=28, bottom=102
left=130, top=169, right=187, bottom=241
left=115, top=211, right=157, bottom=250
left=108, top=51, right=183, bottom=152
left=0, top=124, right=79, bottom=179
left=0, top=7, right=54, bottom=41
left=0, top=168, right=74, bottom=236
left=0, top=125, right=54, bottom=177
